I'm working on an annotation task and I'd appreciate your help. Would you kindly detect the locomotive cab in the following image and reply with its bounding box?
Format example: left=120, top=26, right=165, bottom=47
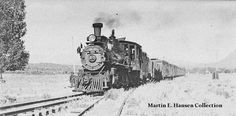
left=117, top=40, right=150, bottom=86
left=118, top=40, right=142, bottom=70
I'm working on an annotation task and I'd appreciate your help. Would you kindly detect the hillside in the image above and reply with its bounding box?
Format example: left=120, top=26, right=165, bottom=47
left=165, top=59, right=200, bottom=69
left=8, top=49, right=236, bottom=75
left=209, top=50, right=236, bottom=69
left=19, top=63, right=81, bottom=74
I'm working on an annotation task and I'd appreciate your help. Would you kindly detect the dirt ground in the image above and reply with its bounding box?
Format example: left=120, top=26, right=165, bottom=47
left=0, top=74, right=73, bottom=105
left=78, top=73, right=236, bottom=116
left=1, top=73, right=235, bottom=116
left=121, top=73, right=236, bottom=116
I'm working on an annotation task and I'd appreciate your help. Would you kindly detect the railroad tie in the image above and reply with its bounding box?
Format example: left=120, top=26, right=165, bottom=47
left=39, top=112, right=43, bottom=116
left=32, top=110, right=40, bottom=116
left=46, top=110, right=50, bottom=115
left=18, top=112, right=32, bottom=116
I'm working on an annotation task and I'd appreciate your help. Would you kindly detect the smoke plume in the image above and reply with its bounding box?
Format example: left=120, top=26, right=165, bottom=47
left=94, top=11, right=141, bottom=29
left=94, top=13, right=121, bottom=29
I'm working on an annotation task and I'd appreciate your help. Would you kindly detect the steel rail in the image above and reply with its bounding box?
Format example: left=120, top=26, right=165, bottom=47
left=77, top=96, right=105, bottom=116
left=116, top=89, right=135, bottom=116
left=0, top=93, right=83, bottom=110
left=0, top=93, right=85, bottom=116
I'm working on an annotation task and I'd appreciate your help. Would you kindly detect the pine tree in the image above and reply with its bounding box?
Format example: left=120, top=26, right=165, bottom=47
left=0, top=0, right=29, bottom=80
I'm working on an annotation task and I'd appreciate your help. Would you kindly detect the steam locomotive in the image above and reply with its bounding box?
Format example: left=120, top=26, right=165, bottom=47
left=71, top=23, right=185, bottom=93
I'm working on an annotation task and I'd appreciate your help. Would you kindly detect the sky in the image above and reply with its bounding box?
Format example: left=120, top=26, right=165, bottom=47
left=23, top=0, right=236, bottom=65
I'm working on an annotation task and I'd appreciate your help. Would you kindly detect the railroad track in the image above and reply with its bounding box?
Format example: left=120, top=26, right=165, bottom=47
left=0, top=89, right=135, bottom=116
left=0, top=93, right=86, bottom=116
left=70, top=89, right=135, bottom=116
left=69, top=96, right=105, bottom=116
left=116, top=89, right=136, bottom=116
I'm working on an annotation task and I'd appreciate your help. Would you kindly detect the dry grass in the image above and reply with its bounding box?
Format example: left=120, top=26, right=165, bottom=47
left=82, top=88, right=133, bottom=116
left=121, top=73, right=236, bottom=116
left=0, top=74, right=73, bottom=105
left=3, top=73, right=235, bottom=116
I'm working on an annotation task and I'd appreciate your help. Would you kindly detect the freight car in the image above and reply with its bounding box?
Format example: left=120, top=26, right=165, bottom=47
left=149, top=58, right=185, bottom=81
left=70, top=23, right=185, bottom=93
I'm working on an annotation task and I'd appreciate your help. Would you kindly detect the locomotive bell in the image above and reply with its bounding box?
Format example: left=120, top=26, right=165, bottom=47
left=93, top=23, right=103, bottom=36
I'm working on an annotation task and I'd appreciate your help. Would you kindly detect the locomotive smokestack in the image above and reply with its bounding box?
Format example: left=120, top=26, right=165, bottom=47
left=93, top=23, right=103, bottom=36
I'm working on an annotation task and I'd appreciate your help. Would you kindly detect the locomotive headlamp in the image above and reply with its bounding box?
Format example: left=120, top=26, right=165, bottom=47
left=87, top=34, right=96, bottom=42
